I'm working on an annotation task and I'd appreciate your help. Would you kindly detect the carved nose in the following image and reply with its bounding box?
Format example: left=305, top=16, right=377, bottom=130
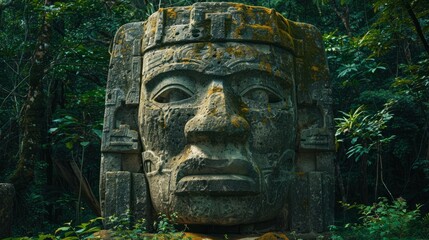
left=184, top=82, right=249, bottom=143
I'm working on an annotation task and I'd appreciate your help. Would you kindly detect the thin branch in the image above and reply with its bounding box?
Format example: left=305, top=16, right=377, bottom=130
left=0, top=75, right=30, bottom=109
left=3, top=60, right=22, bottom=76
left=329, top=0, right=352, bottom=37
left=379, top=144, right=394, bottom=201
left=402, top=0, right=429, bottom=55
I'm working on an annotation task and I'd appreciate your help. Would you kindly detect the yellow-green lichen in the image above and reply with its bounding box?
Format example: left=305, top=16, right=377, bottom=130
left=166, top=8, right=177, bottom=20
left=207, top=86, right=223, bottom=95
left=231, top=116, right=242, bottom=128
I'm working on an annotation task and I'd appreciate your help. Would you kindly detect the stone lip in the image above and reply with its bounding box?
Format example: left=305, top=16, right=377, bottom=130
left=176, top=174, right=259, bottom=196
left=175, top=158, right=260, bottom=195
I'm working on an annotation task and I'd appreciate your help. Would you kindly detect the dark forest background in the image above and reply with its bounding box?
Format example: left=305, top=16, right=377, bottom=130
left=0, top=0, right=428, bottom=237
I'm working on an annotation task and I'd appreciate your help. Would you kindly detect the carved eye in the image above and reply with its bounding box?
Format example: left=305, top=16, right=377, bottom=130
left=242, top=87, right=283, bottom=104
left=153, top=85, right=193, bottom=103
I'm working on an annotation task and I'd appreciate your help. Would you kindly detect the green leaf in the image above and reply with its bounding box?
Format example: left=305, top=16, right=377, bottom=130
left=38, top=233, right=56, bottom=239
left=84, top=226, right=102, bottom=233
left=48, top=127, right=58, bottom=133
left=53, top=118, right=64, bottom=123
left=80, top=141, right=90, bottom=147
left=55, top=226, right=71, bottom=234
left=62, top=237, right=78, bottom=240
left=65, top=141, right=74, bottom=149
left=92, top=129, right=102, bottom=139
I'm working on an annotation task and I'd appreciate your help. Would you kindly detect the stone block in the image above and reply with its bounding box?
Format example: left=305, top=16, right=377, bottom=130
left=0, top=183, right=15, bottom=238
left=316, top=152, right=335, bottom=174
left=309, top=172, right=323, bottom=232
left=322, top=173, right=335, bottom=228
left=131, top=173, right=152, bottom=225
left=105, top=171, right=131, bottom=218
left=290, top=172, right=334, bottom=233
left=99, top=153, right=122, bottom=216
left=290, top=172, right=310, bottom=233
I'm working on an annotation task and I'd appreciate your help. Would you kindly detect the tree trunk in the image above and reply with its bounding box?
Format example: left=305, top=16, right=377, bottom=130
left=361, top=154, right=369, bottom=204
left=10, top=0, right=53, bottom=190
left=330, top=0, right=352, bottom=37
left=402, top=0, right=429, bottom=55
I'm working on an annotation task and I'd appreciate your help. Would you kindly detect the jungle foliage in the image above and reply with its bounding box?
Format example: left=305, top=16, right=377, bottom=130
left=0, top=0, right=428, bottom=237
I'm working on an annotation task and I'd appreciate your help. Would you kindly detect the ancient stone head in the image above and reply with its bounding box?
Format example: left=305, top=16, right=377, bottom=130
left=101, top=2, right=334, bottom=233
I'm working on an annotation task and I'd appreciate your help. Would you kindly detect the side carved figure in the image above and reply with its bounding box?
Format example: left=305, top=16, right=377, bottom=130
left=100, top=2, right=334, bottom=233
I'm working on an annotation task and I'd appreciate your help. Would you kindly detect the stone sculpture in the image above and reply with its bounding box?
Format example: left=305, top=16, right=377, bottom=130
left=100, top=2, right=334, bottom=233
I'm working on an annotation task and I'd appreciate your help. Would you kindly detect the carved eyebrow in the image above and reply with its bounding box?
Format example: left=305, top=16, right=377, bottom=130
left=228, top=69, right=293, bottom=88
left=142, top=63, right=208, bottom=86
left=143, top=68, right=292, bottom=91
left=144, top=70, right=196, bottom=87
left=146, top=72, right=196, bottom=98
left=143, top=59, right=292, bottom=82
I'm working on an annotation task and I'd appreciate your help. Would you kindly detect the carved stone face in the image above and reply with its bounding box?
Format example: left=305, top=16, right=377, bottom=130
left=138, top=42, right=296, bottom=225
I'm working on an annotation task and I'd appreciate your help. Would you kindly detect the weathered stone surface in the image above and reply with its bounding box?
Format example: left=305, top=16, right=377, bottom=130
left=104, top=172, right=152, bottom=227
left=100, top=2, right=335, bottom=234
left=131, top=173, right=152, bottom=225
left=105, top=171, right=131, bottom=218
left=289, top=172, right=334, bottom=233
left=0, top=183, right=15, bottom=238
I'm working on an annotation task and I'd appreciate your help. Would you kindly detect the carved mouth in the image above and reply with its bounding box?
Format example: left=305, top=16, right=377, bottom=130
left=175, top=158, right=260, bottom=196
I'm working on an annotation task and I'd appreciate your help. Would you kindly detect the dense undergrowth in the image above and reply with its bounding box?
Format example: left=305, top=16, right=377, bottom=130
left=5, top=198, right=429, bottom=240
left=331, top=198, right=429, bottom=240
left=5, top=213, right=190, bottom=240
